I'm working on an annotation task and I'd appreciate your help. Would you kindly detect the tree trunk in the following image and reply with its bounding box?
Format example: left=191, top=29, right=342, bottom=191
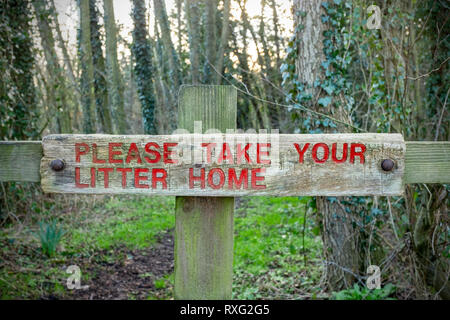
left=50, top=0, right=82, bottom=131
left=293, top=0, right=361, bottom=291
left=33, top=0, right=72, bottom=134
left=131, top=0, right=157, bottom=134
left=270, top=0, right=281, bottom=69
left=176, top=0, right=183, bottom=57
left=153, top=0, right=181, bottom=88
left=203, top=0, right=216, bottom=83
left=184, top=0, right=201, bottom=84
left=238, top=0, right=270, bottom=129
left=89, top=0, right=113, bottom=134
left=152, top=26, right=171, bottom=134
left=104, top=0, right=127, bottom=134
left=153, top=0, right=180, bottom=130
left=233, top=1, right=259, bottom=129
left=411, top=185, right=450, bottom=299
left=258, top=0, right=272, bottom=78
left=214, top=0, right=231, bottom=84
left=78, top=0, right=96, bottom=133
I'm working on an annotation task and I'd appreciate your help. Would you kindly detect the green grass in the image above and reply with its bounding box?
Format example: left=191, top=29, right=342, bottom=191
left=0, top=253, right=72, bottom=299
left=332, top=283, right=397, bottom=300
left=232, top=197, right=323, bottom=299
left=1, top=195, right=323, bottom=299
left=148, top=274, right=174, bottom=300
left=1, top=195, right=175, bottom=299
left=66, top=196, right=175, bottom=251
left=154, top=273, right=173, bottom=290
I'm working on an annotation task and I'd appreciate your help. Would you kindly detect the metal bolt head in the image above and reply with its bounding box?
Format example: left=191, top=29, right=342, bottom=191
left=381, top=159, right=395, bottom=172
left=50, top=159, right=65, bottom=172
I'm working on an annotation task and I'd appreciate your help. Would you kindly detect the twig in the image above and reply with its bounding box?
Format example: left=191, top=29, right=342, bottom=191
left=201, top=51, right=366, bottom=132
left=0, top=276, right=18, bottom=290
left=434, top=269, right=450, bottom=299
left=434, top=87, right=449, bottom=141
left=0, top=182, right=10, bottom=226
left=407, top=57, right=450, bottom=81
left=302, top=207, right=307, bottom=268
left=387, top=197, right=400, bottom=241
left=322, top=260, right=366, bottom=287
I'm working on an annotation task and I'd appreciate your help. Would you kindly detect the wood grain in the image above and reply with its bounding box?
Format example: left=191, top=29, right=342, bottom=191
left=175, top=85, right=235, bottom=300
left=3, top=140, right=448, bottom=186
left=404, top=141, right=450, bottom=184
left=0, top=141, right=42, bottom=182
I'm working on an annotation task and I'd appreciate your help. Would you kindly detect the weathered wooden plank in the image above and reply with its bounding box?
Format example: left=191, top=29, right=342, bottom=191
left=175, top=85, right=235, bottom=300
left=2, top=140, right=449, bottom=185
left=404, top=141, right=450, bottom=184
left=39, top=133, right=406, bottom=196
left=0, top=141, right=42, bottom=182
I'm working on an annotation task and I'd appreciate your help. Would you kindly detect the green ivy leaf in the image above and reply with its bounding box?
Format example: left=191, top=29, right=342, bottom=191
left=323, top=84, right=336, bottom=95
left=318, top=96, right=332, bottom=107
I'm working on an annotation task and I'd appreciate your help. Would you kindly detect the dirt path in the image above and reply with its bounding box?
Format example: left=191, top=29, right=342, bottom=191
left=61, top=231, right=174, bottom=300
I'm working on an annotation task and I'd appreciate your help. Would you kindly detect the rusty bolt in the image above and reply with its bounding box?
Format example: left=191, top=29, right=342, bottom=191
left=50, top=159, right=65, bottom=172
left=381, top=159, right=395, bottom=172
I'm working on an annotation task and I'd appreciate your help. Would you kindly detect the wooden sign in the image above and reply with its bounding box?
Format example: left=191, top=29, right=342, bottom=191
left=40, top=133, right=405, bottom=196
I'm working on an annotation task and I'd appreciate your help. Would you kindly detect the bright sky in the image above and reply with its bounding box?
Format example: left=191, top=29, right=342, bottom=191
left=53, top=0, right=293, bottom=64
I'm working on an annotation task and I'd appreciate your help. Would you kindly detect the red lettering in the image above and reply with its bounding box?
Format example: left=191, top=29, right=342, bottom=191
left=257, top=143, right=271, bottom=164
left=75, top=167, right=89, bottom=188
left=152, top=169, right=167, bottom=189
left=208, top=168, right=225, bottom=189
left=90, top=167, right=96, bottom=187
left=350, top=143, right=366, bottom=164
left=217, top=143, right=233, bottom=164
left=144, top=142, right=161, bottom=164
left=75, top=143, right=89, bottom=163
left=236, top=143, right=251, bottom=164
left=228, top=168, right=248, bottom=189
left=98, top=168, right=113, bottom=188
left=189, top=168, right=205, bottom=189
left=109, top=143, right=123, bottom=164
left=293, top=143, right=310, bottom=163
left=117, top=168, right=132, bottom=188
left=163, top=143, right=178, bottom=164
left=92, top=143, right=106, bottom=163
left=126, top=143, right=142, bottom=164
left=312, top=143, right=329, bottom=163
left=201, top=143, right=216, bottom=163
left=331, top=143, right=348, bottom=163
left=134, top=168, right=149, bottom=189
left=251, top=168, right=266, bottom=190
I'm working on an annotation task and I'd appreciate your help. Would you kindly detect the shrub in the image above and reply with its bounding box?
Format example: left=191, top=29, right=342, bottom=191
left=332, top=283, right=396, bottom=300
left=35, top=220, right=66, bottom=257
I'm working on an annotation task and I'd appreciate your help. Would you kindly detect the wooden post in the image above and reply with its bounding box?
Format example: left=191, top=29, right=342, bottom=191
left=174, top=85, right=236, bottom=299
